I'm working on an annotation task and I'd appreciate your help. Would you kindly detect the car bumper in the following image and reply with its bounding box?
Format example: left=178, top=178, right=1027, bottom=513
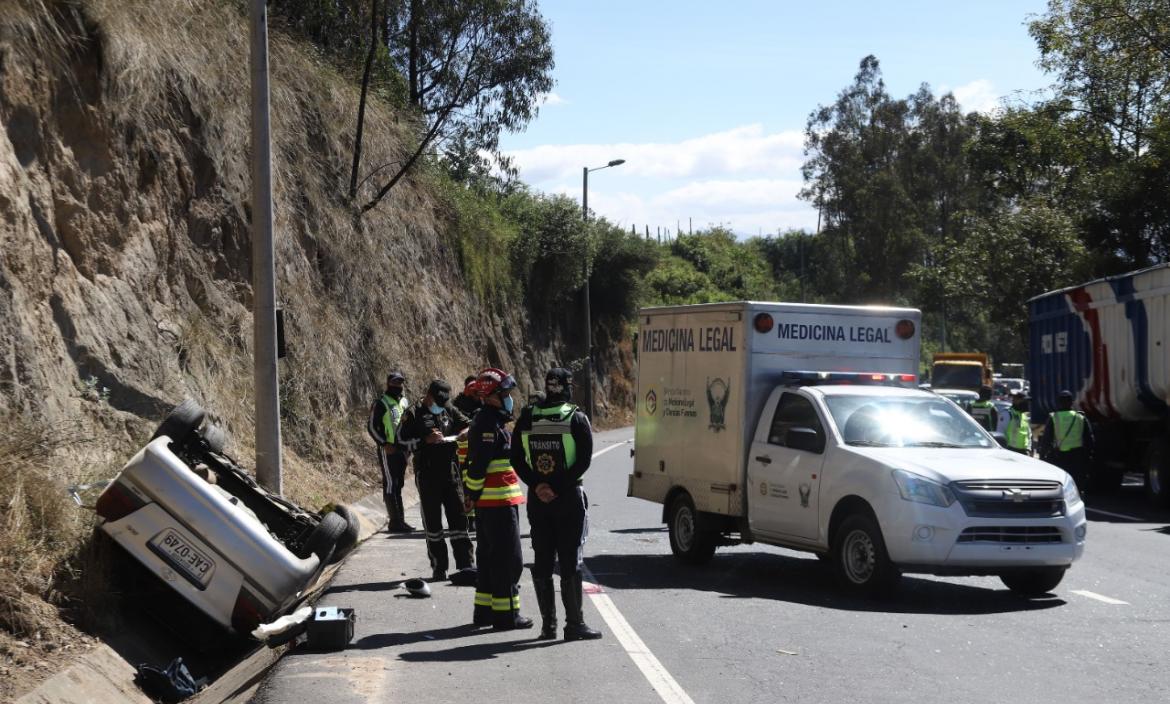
left=881, top=497, right=1086, bottom=572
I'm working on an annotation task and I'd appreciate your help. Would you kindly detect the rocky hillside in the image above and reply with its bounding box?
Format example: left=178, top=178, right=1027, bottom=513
left=0, top=0, right=630, bottom=694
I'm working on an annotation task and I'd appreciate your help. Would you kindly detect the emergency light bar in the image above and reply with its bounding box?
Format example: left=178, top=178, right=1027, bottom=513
left=779, top=371, right=918, bottom=387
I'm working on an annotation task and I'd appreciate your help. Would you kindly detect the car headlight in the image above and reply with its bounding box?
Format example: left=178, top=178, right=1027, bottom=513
left=1063, top=477, right=1081, bottom=505
left=892, top=469, right=956, bottom=507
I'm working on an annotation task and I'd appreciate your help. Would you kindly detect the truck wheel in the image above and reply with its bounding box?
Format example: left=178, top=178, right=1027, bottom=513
left=151, top=399, right=206, bottom=447
left=668, top=494, right=716, bottom=565
left=1000, top=567, right=1065, bottom=596
left=831, top=513, right=900, bottom=597
left=300, top=512, right=347, bottom=563
left=1143, top=445, right=1170, bottom=509
left=201, top=423, right=227, bottom=454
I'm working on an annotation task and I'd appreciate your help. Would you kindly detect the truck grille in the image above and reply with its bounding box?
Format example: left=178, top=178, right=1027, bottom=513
left=951, top=479, right=1065, bottom=518
left=956, top=526, right=1064, bottom=544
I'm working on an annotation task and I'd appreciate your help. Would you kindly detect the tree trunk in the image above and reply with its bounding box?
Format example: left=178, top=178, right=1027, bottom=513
left=348, top=0, right=382, bottom=201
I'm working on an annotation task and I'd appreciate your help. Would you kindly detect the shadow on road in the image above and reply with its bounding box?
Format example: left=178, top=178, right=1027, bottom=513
left=609, top=527, right=668, bottom=535
left=397, top=638, right=562, bottom=662
left=350, top=623, right=486, bottom=650
left=585, top=552, right=1067, bottom=616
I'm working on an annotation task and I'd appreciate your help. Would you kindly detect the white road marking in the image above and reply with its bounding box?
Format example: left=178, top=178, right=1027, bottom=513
left=1085, top=507, right=1144, bottom=522
left=1072, top=590, right=1129, bottom=605
left=582, top=566, right=696, bottom=704
left=582, top=440, right=694, bottom=704
left=592, top=440, right=631, bottom=460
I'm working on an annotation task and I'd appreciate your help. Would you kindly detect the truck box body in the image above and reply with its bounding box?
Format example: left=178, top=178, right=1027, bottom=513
left=930, top=352, right=992, bottom=392
left=1028, top=263, right=1170, bottom=424
left=632, top=302, right=921, bottom=518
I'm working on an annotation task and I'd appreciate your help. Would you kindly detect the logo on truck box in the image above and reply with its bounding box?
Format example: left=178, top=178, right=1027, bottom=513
left=644, top=389, right=657, bottom=415
left=706, top=377, right=730, bottom=432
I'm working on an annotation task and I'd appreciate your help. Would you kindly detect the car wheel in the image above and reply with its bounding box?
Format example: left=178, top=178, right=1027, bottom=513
left=151, top=399, right=206, bottom=446
left=667, top=493, right=716, bottom=565
left=328, top=505, right=361, bottom=564
left=300, top=511, right=347, bottom=563
left=1000, top=567, right=1065, bottom=596
left=1143, top=444, right=1170, bottom=509
left=832, top=513, right=900, bottom=596
left=201, top=423, right=227, bottom=454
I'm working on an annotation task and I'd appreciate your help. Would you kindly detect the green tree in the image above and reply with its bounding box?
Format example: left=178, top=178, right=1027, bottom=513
left=361, top=0, right=554, bottom=211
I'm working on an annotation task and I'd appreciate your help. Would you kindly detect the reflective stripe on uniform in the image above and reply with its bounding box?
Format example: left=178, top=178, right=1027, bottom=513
left=491, top=595, right=521, bottom=612
left=474, top=592, right=492, bottom=607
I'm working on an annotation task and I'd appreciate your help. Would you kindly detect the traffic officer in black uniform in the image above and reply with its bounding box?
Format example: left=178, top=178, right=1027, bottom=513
left=511, top=368, right=602, bottom=641
left=970, top=385, right=998, bottom=434
left=398, top=379, right=474, bottom=581
left=1040, top=390, right=1094, bottom=492
left=367, top=371, right=415, bottom=532
left=463, top=368, right=531, bottom=631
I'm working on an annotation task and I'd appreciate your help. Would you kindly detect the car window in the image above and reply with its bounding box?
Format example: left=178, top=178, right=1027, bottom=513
left=767, top=393, right=823, bottom=448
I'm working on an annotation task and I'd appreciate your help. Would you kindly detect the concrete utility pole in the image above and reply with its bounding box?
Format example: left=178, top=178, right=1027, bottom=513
left=250, top=0, right=282, bottom=494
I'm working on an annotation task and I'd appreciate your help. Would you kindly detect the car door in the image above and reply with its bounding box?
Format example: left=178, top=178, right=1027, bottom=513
left=747, top=390, right=827, bottom=540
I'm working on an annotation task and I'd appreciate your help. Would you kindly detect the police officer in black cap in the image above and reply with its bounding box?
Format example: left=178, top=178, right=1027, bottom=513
left=399, top=379, right=474, bottom=581
left=511, top=368, right=602, bottom=641
left=1040, top=390, right=1094, bottom=492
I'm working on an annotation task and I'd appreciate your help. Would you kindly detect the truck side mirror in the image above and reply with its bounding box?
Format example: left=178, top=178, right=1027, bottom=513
left=786, top=427, right=824, bottom=454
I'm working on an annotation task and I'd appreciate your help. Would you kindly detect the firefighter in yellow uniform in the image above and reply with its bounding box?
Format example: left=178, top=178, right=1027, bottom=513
left=463, top=368, right=532, bottom=630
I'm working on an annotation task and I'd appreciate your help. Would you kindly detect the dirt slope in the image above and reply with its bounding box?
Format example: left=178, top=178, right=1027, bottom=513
left=0, top=0, right=615, bottom=697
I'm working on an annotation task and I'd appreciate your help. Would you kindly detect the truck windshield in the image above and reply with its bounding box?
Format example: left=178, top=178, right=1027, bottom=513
left=931, top=364, right=983, bottom=390
left=824, top=395, right=994, bottom=449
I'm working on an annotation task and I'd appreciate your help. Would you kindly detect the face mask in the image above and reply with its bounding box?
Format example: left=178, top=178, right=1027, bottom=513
left=430, top=403, right=444, bottom=414
left=387, top=387, right=402, bottom=399
left=502, top=396, right=514, bottom=413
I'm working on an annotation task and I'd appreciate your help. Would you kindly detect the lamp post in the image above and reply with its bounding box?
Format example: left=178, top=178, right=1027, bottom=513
left=581, top=158, right=625, bottom=420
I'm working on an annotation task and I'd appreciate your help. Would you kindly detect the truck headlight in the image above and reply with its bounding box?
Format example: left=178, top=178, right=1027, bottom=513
left=892, top=469, right=956, bottom=508
left=1063, top=478, right=1081, bottom=506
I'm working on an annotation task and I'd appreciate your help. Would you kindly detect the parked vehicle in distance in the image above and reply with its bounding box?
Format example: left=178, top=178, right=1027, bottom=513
left=994, top=377, right=1026, bottom=401
left=931, top=352, right=992, bottom=393
left=1029, top=263, right=1170, bottom=505
left=95, top=400, right=359, bottom=634
left=630, top=302, right=1085, bottom=597
left=933, top=388, right=979, bottom=413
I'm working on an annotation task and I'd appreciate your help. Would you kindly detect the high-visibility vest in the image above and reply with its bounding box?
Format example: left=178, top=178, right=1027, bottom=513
left=464, top=458, right=525, bottom=507
left=381, top=394, right=409, bottom=444
left=1006, top=409, right=1031, bottom=451
left=1051, top=410, right=1086, bottom=451
left=520, top=403, right=579, bottom=482
left=970, top=400, right=996, bottom=432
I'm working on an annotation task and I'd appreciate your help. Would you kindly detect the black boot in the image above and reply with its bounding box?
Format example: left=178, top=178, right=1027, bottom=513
left=533, top=578, right=557, bottom=640
left=388, top=494, right=415, bottom=532
left=561, top=573, right=602, bottom=641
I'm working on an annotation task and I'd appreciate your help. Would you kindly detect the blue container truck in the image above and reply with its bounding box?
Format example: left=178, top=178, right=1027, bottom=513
left=1028, top=263, right=1170, bottom=506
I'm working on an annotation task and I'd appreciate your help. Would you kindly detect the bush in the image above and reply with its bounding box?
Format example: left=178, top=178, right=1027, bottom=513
left=589, top=221, right=660, bottom=322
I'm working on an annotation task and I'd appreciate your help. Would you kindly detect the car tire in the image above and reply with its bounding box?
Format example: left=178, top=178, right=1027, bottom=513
left=201, top=424, right=227, bottom=454
left=151, top=399, right=206, bottom=446
left=301, top=511, right=347, bottom=563
left=831, top=513, right=900, bottom=597
left=328, top=505, right=361, bottom=564
left=1000, top=567, right=1065, bottom=596
left=667, top=493, right=716, bottom=565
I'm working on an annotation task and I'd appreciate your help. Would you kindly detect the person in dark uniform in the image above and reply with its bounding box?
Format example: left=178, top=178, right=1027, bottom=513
left=511, top=368, right=602, bottom=641
left=463, top=368, right=531, bottom=630
left=398, top=379, right=473, bottom=581
left=1040, top=390, right=1094, bottom=492
left=367, top=371, right=415, bottom=532
left=452, top=375, right=483, bottom=535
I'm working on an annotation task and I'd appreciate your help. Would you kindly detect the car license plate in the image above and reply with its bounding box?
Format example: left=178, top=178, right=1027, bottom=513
left=148, top=528, right=215, bottom=590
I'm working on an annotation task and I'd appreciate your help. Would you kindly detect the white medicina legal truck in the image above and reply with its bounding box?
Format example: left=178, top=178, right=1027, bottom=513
left=629, top=302, right=1086, bottom=596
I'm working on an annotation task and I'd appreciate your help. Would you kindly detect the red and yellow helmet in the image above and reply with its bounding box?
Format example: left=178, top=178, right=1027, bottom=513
left=467, top=368, right=516, bottom=398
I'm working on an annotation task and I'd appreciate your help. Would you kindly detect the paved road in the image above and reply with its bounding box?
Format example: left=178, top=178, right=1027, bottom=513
left=256, top=427, right=1170, bottom=704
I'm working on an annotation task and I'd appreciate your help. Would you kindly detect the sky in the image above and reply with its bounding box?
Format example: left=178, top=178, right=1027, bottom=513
left=497, top=0, right=1055, bottom=239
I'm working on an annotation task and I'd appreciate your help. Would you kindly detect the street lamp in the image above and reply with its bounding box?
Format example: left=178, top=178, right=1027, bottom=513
left=581, top=158, right=626, bottom=420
